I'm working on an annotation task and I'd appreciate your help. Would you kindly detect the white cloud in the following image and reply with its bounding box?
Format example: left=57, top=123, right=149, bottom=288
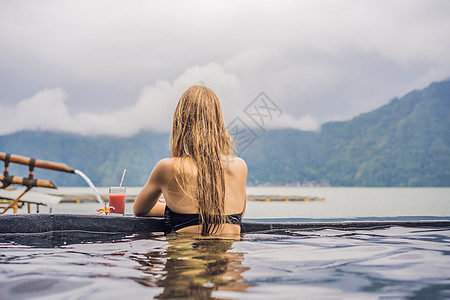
left=235, top=110, right=321, bottom=131
left=1, top=0, right=450, bottom=134
left=0, top=88, right=75, bottom=134
left=0, top=62, right=319, bottom=136
left=268, top=113, right=321, bottom=131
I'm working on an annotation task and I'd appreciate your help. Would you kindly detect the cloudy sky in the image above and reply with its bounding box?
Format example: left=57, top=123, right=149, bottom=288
left=1, top=0, right=449, bottom=136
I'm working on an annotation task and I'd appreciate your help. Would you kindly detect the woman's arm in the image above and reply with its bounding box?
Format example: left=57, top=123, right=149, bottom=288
left=133, top=159, right=171, bottom=217
left=147, top=199, right=166, bottom=216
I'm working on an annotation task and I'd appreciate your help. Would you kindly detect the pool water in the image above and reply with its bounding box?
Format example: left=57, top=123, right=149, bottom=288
left=1, top=226, right=449, bottom=299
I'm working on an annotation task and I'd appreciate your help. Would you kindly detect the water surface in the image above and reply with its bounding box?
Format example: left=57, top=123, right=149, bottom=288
left=2, top=187, right=448, bottom=299
left=1, top=227, right=449, bottom=299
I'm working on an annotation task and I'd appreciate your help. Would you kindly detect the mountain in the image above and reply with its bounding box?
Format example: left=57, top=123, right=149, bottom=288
left=242, top=80, right=450, bottom=186
left=1, top=80, right=449, bottom=187
left=0, top=131, right=170, bottom=187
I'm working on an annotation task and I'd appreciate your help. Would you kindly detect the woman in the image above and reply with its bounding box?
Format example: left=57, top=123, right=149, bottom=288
left=133, top=85, right=247, bottom=235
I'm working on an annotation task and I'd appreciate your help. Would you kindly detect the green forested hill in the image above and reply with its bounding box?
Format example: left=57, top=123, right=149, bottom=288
left=1, top=80, right=449, bottom=187
left=0, top=131, right=170, bottom=187
left=243, top=80, right=450, bottom=186
left=324, top=79, right=450, bottom=186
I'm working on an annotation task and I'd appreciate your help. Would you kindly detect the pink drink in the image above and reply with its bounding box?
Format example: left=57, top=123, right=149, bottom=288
left=109, top=187, right=126, bottom=215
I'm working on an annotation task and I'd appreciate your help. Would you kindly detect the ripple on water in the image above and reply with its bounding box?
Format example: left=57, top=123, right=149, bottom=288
left=0, top=227, right=449, bottom=299
left=232, top=227, right=450, bottom=299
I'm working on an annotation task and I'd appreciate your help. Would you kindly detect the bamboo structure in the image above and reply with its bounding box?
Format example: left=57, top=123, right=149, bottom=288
left=247, top=195, right=325, bottom=202
left=0, top=174, right=56, bottom=189
left=0, top=152, right=75, bottom=174
left=0, top=152, right=72, bottom=214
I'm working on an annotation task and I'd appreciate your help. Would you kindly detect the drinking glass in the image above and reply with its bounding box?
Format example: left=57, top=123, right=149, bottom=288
left=109, top=187, right=126, bottom=215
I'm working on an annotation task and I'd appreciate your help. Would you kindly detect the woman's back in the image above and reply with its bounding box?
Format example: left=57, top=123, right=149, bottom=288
left=161, top=155, right=247, bottom=234
left=134, top=84, right=247, bottom=236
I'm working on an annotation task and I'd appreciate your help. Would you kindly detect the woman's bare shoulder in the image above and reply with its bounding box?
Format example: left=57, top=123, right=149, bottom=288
left=151, top=158, right=174, bottom=181
left=156, top=157, right=174, bottom=167
left=222, top=156, right=247, bottom=171
left=233, top=156, right=247, bottom=168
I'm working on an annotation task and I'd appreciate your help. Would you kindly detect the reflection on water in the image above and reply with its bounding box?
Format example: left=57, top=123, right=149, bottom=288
left=0, top=231, right=132, bottom=248
left=0, top=232, right=250, bottom=299
left=131, top=235, right=250, bottom=299
left=0, top=227, right=449, bottom=299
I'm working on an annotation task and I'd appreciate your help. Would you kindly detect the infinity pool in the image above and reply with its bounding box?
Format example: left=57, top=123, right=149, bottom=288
left=1, top=225, right=449, bottom=299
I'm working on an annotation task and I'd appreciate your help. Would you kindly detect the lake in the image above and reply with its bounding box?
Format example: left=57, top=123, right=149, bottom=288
left=41, top=186, right=450, bottom=219
left=1, top=187, right=449, bottom=299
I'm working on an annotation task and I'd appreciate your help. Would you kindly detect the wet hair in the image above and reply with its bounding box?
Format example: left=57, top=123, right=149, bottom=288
left=170, top=85, right=235, bottom=235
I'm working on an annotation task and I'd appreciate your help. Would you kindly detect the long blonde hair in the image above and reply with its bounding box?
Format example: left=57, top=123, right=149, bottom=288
left=170, top=85, right=235, bottom=235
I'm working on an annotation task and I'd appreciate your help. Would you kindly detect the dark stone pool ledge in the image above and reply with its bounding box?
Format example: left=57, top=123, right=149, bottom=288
left=1, top=214, right=450, bottom=234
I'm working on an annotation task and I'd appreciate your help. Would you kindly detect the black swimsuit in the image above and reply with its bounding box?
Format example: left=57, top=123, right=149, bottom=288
left=164, top=205, right=243, bottom=233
